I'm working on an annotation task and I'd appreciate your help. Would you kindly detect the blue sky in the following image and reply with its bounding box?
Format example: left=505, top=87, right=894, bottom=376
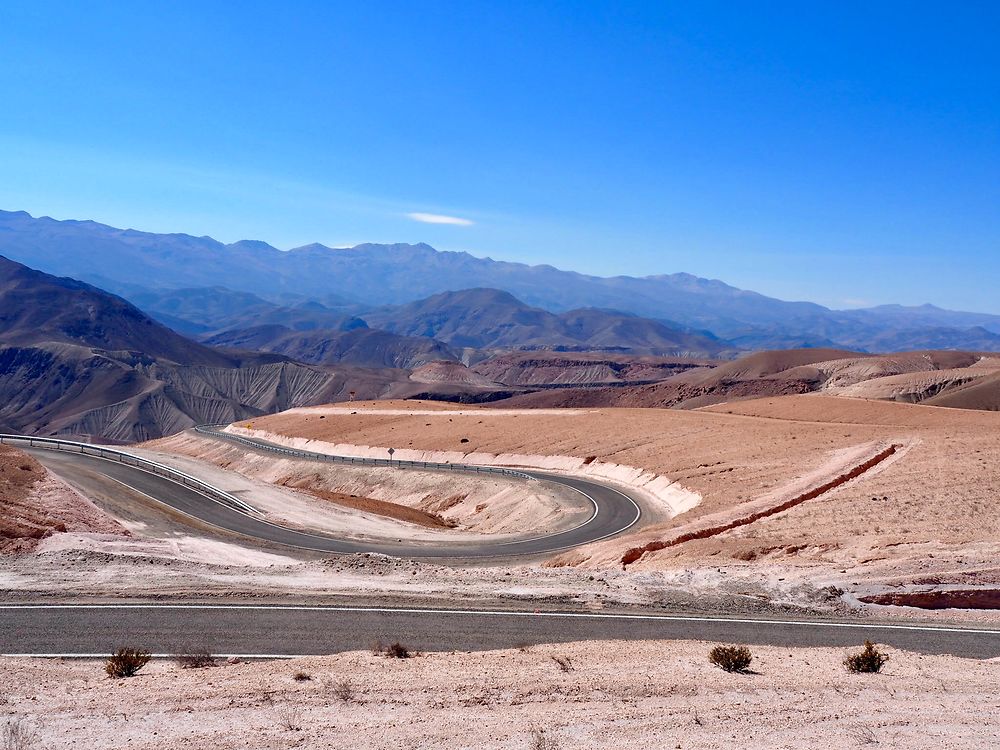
left=1, top=1, right=997, bottom=312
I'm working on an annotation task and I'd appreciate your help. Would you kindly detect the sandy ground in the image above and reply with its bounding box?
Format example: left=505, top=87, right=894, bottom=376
left=0, top=445, right=127, bottom=553
left=6, top=395, right=1000, bottom=624
left=237, top=399, right=1000, bottom=618
left=1, top=640, right=997, bottom=749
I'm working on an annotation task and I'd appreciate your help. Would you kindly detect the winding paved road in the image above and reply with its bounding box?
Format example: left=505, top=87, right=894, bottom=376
left=12, top=431, right=999, bottom=659
left=24, top=430, right=642, bottom=559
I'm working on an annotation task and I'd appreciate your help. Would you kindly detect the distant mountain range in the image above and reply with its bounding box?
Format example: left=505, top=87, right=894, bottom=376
left=1, top=249, right=996, bottom=443
left=3, top=209, right=999, bottom=353
left=361, top=288, right=726, bottom=356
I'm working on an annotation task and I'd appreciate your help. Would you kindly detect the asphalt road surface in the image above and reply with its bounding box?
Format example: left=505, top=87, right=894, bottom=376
left=25, top=438, right=641, bottom=558
left=2, top=604, right=998, bottom=658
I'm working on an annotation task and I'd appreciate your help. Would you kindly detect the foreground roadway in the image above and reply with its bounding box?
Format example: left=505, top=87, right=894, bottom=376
left=2, top=604, right=999, bottom=658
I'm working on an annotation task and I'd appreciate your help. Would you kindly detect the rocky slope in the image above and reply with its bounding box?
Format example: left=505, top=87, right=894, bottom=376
left=0, top=257, right=424, bottom=441
left=362, top=288, right=727, bottom=355
left=205, top=324, right=458, bottom=369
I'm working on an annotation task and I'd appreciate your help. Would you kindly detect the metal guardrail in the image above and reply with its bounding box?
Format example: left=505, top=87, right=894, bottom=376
left=0, top=433, right=260, bottom=515
left=194, top=425, right=536, bottom=482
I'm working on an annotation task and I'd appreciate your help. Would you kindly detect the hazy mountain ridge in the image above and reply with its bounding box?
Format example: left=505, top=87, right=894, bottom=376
left=204, top=325, right=459, bottom=369
left=361, top=288, right=727, bottom=356
left=2, top=209, right=999, bottom=353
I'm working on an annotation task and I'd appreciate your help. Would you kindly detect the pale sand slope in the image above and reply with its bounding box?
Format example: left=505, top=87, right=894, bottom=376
left=243, top=399, right=1000, bottom=607
left=1, top=641, right=996, bottom=750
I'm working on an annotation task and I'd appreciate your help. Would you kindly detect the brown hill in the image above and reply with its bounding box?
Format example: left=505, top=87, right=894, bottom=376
left=923, top=370, right=1000, bottom=411
left=362, top=288, right=727, bottom=355
left=488, top=348, right=1000, bottom=412
left=0, top=255, right=232, bottom=366
left=0, top=258, right=439, bottom=442
left=204, top=325, right=458, bottom=369
left=472, top=351, right=712, bottom=387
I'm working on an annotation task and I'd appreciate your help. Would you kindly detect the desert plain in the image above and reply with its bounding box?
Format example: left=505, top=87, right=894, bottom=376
left=3, top=382, right=1000, bottom=748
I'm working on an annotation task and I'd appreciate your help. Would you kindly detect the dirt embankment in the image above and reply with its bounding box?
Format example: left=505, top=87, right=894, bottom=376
left=277, top=480, right=457, bottom=529
left=1, top=641, right=997, bottom=749
left=0, top=445, right=127, bottom=553
left=620, top=442, right=902, bottom=566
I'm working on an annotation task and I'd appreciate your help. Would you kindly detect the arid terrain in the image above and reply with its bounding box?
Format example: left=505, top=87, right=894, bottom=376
left=2, top=640, right=997, bottom=749
left=4, top=390, right=999, bottom=625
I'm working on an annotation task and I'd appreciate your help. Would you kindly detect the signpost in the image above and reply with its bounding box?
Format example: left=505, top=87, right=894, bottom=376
left=387, top=447, right=395, bottom=463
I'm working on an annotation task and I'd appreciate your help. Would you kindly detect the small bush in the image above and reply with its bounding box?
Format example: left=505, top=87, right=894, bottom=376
left=709, top=644, right=753, bottom=673
left=385, top=642, right=410, bottom=659
left=293, top=670, right=312, bottom=682
left=276, top=704, right=301, bottom=731
left=329, top=679, right=354, bottom=702
left=845, top=641, right=889, bottom=674
left=173, top=649, right=215, bottom=669
left=2, top=719, right=39, bottom=750
left=105, top=647, right=152, bottom=678
left=551, top=655, right=573, bottom=673
left=530, top=728, right=559, bottom=750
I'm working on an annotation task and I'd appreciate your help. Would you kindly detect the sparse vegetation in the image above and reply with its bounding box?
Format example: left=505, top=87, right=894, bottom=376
left=2, top=719, right=39, bottom=750
left=105, top=647, right=152, bottom=678
left=371, top=640, right=412, bottom=658
left=530, top=727, right=559, bottom=750
left=386, top=642, right=411, bottom=659
left=852, top=726, right=880, bottom=745
left=293, top=670, right=312, bottom=682
left=708, top=644, right=753, bottom=673
left=551, top=655, right=573, bottom=673
left=276, top=704, right=302, bottom=731
left=172, top=648, right=216, bottom=669
left=328, top=678, right=354, bottom=702
left=845, top=641, right=889, bottom=674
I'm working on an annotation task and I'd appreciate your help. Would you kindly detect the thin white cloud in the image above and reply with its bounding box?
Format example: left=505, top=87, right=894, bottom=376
left=406, top=212, right=474, bottom=226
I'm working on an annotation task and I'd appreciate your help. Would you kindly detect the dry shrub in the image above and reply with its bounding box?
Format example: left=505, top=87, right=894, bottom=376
left=293, top=670, right=312, bottom=682
left=372, top=640, right=413, bottom=658
left=105, top=647, right=152, bottom=678
left=852, top=726, right=879, bottom=745
left=173, top=649, right=216, bottom=669
left=551, top=655, right=573, bottom=673
left=328, top=679, right=354, bottom=702
left=530, top=728, right=559, bottom=750
left=2, top=719, right=39, bottom=750
left=276, top=704, right=301, bottom=731
left=845, top=641, right=889, bottom=674
left=385, top=642, right=411, bottom=659
left=708, top=644, right=753, bottom=673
